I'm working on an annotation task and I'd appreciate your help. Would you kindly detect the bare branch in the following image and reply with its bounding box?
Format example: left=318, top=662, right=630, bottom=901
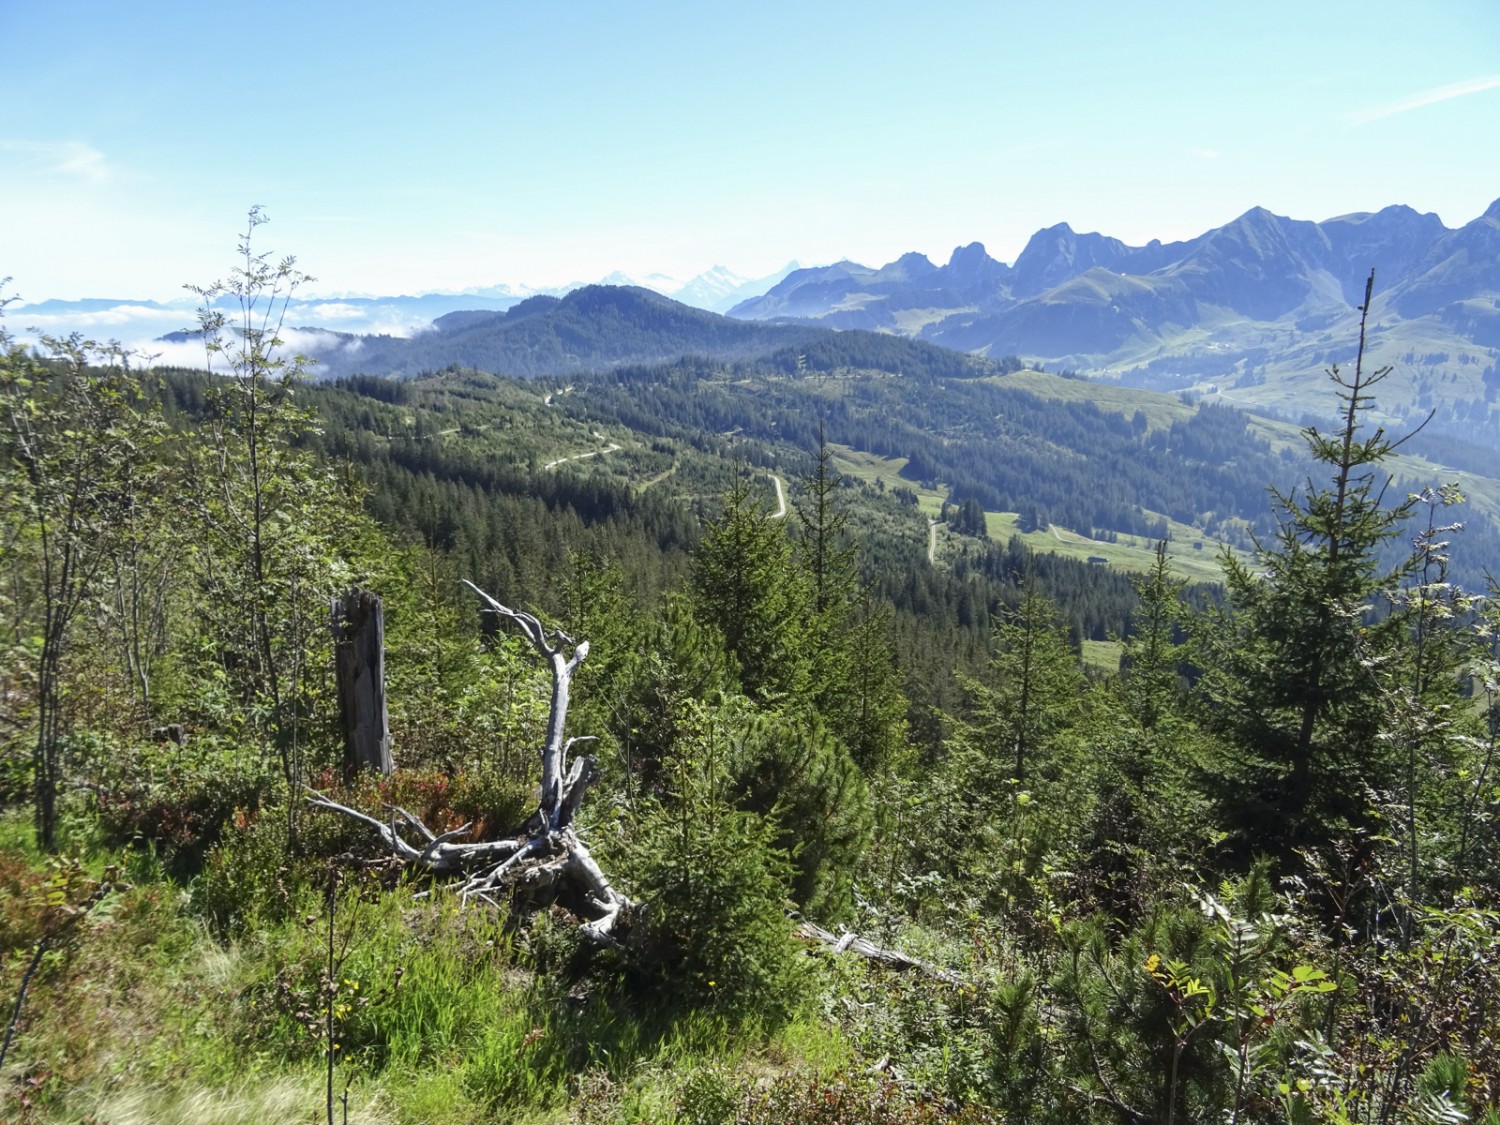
left=458, top=837, right=543, bottom=903
left=462, top=580, right=551, bottom=653
left=565, top=639, right=590, bottom=676
left=386, top=804, right=438, bottom=844
left=305, top=789, right=521, bottom=872
left=567, top=834, right=630, bottom=943
left=558, top=755, right=598, bottom=830
left=796, top=921, right=963, bottom=985
left=417, top=822, right=476, bottom=868
left=461, top=580, right=590, bottom=825
left=306, top=789, right=422, bottom=862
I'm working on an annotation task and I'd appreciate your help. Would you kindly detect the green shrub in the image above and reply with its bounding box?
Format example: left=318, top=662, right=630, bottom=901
left=676, top=1064, right=740, bottom=1125
left=624, top=701, right=810, bottom=1025
left=627, top=801, right=806, bottom=1024
left=447, top=768, right=534, bottom=836
left=305, top=764, right=534, bottom=844
left=191, top=809, right=310, bottom=933
left=728, top=708, right=871, bottom=923
left=739, top=1071, right=1002, bottom=1124
left=84, top=733, right=274, bottom=876
left=0, top=847, right=52, bottom=952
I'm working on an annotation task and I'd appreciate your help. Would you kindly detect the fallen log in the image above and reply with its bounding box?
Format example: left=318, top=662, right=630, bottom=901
left=795, top=921, right=964, bottom=985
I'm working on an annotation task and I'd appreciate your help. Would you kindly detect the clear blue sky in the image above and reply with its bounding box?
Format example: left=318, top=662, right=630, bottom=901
left=3, top=0, right=1497, bottom=300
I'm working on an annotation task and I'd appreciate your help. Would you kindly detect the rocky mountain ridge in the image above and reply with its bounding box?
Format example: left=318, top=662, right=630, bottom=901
left=729, top=201, right=1500, bottom=434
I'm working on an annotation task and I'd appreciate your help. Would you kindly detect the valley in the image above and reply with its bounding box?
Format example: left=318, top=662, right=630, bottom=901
left=10, top=201, right=1500, bottom=1125
left=8, top=4, right=1500, bottom=1116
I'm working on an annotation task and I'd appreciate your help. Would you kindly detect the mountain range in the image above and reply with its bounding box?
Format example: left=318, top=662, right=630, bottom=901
left=16, top=201, right=1498, bottom=447
left=729, top=200, right=1500, bottom=434
left=291, top=199, right=1499, bottom=454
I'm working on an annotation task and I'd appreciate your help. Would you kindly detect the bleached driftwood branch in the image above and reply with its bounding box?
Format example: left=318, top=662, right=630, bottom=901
left=795, top=921, right=964, bottom=985
left=308, top=582, right=631, bottom=941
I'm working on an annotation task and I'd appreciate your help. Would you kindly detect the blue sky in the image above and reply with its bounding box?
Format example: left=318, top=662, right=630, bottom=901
left=3, top=0, right=1498, bottom=301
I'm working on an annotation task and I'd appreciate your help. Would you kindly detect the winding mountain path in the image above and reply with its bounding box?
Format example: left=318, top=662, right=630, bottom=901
left=544, top=441, right=620, bottom=470
left=767, top=473, right=787, bottom=519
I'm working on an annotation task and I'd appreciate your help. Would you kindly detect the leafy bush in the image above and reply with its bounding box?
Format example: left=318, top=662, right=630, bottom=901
left=84, top=734, right=274, bottom=875
left=0, top=849, right=52, bottom=953
left=192, top=761, right=536, bottom=936
left=728, top=707, right=871, bottom=923
left=191, top=809, right=308, bottom=933
left=627, top=798, right=807, bottom=1024
left=677, top=1064, right=740, bottom=1125
left=739, top=1072, right=1002, bottom=1124
left=306, top=764, right=534, bottom=843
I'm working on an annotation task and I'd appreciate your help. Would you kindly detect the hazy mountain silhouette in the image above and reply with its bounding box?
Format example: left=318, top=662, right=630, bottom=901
left=730, top=200, right=1500, bottom=368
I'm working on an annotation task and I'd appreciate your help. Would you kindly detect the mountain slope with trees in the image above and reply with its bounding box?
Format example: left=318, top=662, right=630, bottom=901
left=4, top=223, right=1500, bottom=1124
left=307, top=284, right=1007, bottom=382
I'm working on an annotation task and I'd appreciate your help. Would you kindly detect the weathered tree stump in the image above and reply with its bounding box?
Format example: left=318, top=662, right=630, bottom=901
left=331, top=588, right=393, bottom=780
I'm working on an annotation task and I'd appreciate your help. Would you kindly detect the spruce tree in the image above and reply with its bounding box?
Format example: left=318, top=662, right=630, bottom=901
left=794, top=430, right=857, bottom=620
left=793, top=433, right=907, bottom=772
left=974, top=572, right=1085, bottom=785
left=690, top=474, right=809, bottom=702
left=1121, top=539, right=1188, bottom=733
left=1199, top=272, right=1418, bottom=862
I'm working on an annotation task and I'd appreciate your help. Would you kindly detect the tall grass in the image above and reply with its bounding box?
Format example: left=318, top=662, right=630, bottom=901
left=0, top=817, right=859, bottom=1124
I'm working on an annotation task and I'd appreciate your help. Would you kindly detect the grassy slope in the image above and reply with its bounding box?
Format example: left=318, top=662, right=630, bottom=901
left=829, top=437, right=1230, bottom=586
left=0, top=811, right=856, bottom=1125
left=993, top=369, right=1500, bottom=538
left=991, top=370, right=1197, bottom=432
left=1071, top=301, right=1497, bottom=431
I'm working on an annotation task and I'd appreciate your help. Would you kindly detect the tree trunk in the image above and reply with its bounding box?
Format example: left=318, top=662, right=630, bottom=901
left=331, top=588, right=392, bottom=780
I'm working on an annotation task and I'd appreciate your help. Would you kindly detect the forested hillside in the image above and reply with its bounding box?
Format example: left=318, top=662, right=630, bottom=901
left=305, top=285, right=1009, bottom=383
left=3, top=232, right=1500, bottom=1125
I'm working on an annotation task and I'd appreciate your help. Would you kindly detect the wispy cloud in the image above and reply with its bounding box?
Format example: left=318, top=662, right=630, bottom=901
left=1348, top=75, right=1500, bottom=125
left=0, top=139, right=111, bottom=181
left=20, top=306, right=186, bottom=331
left=1189, top=148, right=1221, bottom=159
left=119, top=327, right=360, bottom=373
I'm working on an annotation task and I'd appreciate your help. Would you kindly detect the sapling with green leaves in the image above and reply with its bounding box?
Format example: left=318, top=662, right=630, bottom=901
left=184, top=209, right=372, bottom=815
left=0, top=301, right=168, bottom=850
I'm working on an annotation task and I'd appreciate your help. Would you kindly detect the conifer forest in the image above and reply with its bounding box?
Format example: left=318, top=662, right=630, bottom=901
left=3, top=220, right=1500, bottom=1125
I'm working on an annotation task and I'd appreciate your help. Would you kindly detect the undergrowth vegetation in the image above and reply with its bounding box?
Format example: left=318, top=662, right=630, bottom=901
left=2, top=233, right=1499, bottom=1122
